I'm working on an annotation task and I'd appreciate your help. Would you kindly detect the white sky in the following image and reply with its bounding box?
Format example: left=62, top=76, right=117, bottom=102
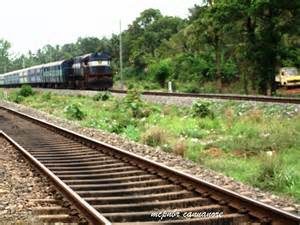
left=0, top=0, right=201, bottom=55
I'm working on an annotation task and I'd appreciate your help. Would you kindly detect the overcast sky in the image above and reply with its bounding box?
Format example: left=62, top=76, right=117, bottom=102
left=0, top=0, right=200, bottom=55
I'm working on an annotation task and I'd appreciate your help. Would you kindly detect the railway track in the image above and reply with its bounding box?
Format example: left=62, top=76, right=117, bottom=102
left=0, top=106, right=299, bottom=225
left=111, top=90, right=300, bottom=104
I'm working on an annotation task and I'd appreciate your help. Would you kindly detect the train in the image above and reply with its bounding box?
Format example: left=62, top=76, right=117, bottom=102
left=0, top=52, right=113, bottom=90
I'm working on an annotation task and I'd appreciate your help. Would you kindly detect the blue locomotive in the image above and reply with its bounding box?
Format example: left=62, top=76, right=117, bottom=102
left=0, top=52, right=113, bottom=90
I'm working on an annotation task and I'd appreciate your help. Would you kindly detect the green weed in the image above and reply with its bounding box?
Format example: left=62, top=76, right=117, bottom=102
left=93, top=92, right=111, bottom=101
left=192, top=100, right=214, bottom=118
left=19, top=84, right=35, bottom=97
left=64, top=103, right=86, bottom=120
left=41, top=92, right=52, bottom=101
left=254, top=154, right=296, bottom=193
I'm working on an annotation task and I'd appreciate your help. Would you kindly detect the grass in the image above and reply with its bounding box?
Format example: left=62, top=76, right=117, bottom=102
left=2, top=87, right=300, bottom=202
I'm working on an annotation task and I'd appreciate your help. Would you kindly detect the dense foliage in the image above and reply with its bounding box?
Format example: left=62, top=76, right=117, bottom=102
left=0, top=1, right=299, bottom=94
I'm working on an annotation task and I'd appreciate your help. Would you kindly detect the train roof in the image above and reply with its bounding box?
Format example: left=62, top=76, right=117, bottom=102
left=42, top=60, right=65, bottom=68
left=0, top=60, right=66, bottom=77
left=0, top=68, right=26, bottom=77
left=80, top=52, right=111, bottom=61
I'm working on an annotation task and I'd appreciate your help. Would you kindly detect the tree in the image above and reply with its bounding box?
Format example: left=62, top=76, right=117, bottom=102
left=0, top=39, right=11, bottom=73
left=191, top=3, right=228, bottom=92
left=124, top=9, right=183, bottom=73
left=219, top=0, right=300, bottom=94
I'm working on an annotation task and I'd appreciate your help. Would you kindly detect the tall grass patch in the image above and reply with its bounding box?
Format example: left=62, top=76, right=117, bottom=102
left=254, top=154, right=296, bottom=193
left=141, top=126, right=169, bottom=147
left=64, top=103, right=86, bottom=120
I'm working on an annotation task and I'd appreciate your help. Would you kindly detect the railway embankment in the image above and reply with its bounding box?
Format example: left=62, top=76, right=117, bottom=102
left=0, top=87, right=299, bottom=215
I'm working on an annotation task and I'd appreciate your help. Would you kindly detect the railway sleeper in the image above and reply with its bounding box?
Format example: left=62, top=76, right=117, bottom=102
left=37, top=156, right=113, bottom=163
left=84, top=191, right=199, bottom=205
left=49, top=162, right=128, bottom=171
left=111, top=213, right=248, bottom=225
left=76, top=184, right=183, bottom=197
left=52, top=166, right=136, bottom=175
left=33, top=153, right=106, bottom=160
left=93, top=192, right=206, bottom=213
left=102, top=205, right=227, bottom=222
left=30, top=150, right=101, bottom=157
left=43, top=159, right=120, bottom=167
left=63, top=174, right=158, bottom=185
left=69, top=179, right=168, bottom=190
left=58, top=170, right=146, bottom=180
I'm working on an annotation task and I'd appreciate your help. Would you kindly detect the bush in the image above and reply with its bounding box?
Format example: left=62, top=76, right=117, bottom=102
left=172, top=139, right=187, bottom=157
left=93, top=92, right=111, bottom=101
left=192, top=100, right=214, bottom=118
left=19, top=85, right=35, bottom=97
left=123, top=89, right=152, bottom=118
left=64, top=103, right=86, bottom=120
left=180, top=83, right=201, bottom=93
left=141, top=126, right=168, bottom=147
left=148, top=59, right=171, bottom=87
left=109, top=113, right=136, bottom=134
left=7, top=85, right=35, bottom=103
left=254, top=154, right=296, bottom=192
left=9, top=92, right=25, bottom=103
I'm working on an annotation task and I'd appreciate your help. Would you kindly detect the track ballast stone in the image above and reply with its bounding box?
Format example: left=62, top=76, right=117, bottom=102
left=0, top=137, right=53, bottom=224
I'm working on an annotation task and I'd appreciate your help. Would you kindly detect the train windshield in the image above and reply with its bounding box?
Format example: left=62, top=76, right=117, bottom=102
left=89, top=61, right=110, bottom=66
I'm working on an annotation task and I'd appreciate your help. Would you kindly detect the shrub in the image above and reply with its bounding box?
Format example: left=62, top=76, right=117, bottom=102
left=93, top=92, right=111, bottom=101
left=141, top=126, right=168, bottom=147
left=148, top=59, right=171, bottom=87
left=172, top=139, right=187, bottom=157
left=18, top=85, right=34, bottom=97
left=7, top=85, right=35, bottom=103
left=9, top=92, right=25, bottom=103
left=64, top=103, right=86, bottom=120
left=192, top=100, right=214, bottom=118
left=124, top=88, right=142, bottom=103
left=109, top=113, right=136, bottom=134
left=123, top=89, right=152, bottom=118
left=180, top=83, right=201, bottom=93
left=254, top=154, right=296, bottom=192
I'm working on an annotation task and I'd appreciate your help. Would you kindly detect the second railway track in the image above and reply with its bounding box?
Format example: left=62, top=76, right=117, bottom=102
left=0, top=106, right=299, bottom=225
left=110, top=90, right=300, bottom=104
left=30, top=88, right=300, bottom=104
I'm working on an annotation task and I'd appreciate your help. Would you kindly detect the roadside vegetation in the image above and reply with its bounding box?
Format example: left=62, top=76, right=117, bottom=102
left=1, top=86, right=299, bottom=202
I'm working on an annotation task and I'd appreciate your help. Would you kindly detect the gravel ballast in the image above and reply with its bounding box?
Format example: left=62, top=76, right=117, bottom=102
left=0, top=136, right=54, bottom=224
left=0, top=100, right=299, bottom=216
